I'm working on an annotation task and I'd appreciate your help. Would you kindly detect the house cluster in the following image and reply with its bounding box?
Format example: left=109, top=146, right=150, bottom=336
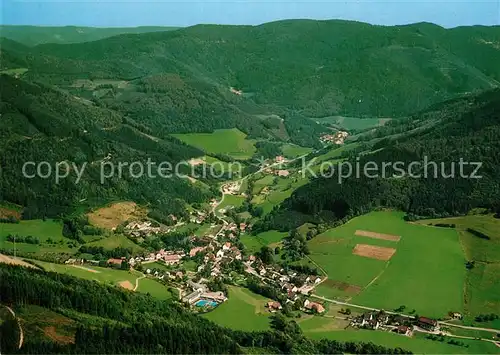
left=265, top=299, right=325, bottom=314
left=128, top=249, right=185, bottom=266
left=189, top=210, right=207, bottom=224
left=275, top=155, right=286, bottom=163
left=221, top=182, right=241, bottom=195
left=245, top=259, right=323, bottom=303
left=275, top=169, right=290, bottom=177
left=125, top=220, right=163, bottom=237
left=352, top=310, right=390, bottom=330
left=201, top=241, right=243, bottom=277
left=146, top=268, right=185, bottom=281
left=350, top=311, right=440, bottom=337
left=230, top=87, right=243, bottom=96
left=320, top=131, right=349, bottom=145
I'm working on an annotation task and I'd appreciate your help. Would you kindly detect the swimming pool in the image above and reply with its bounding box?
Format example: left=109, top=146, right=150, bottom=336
left=195, top=299, right=218, bottom=307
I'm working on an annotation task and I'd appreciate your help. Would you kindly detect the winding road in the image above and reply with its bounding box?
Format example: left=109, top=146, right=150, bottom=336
left=133, top=273, right=146, bottom=291
left=5, top=305, right=24, bottom=350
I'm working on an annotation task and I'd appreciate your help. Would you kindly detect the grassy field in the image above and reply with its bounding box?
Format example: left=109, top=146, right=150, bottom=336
left=0, top=219, right=64, bottom=241
left=201, top=156, right=246, bottom=179
left=0, top=219, right=75, bottom=256
left=33, top=259, right=139, bottom=284
left=203, top=286, right=271, bottom=331
left=281, top=144, right=313, bottom=158
left=309, top=115, right=391, bottom=132
left=310, top=211, right=465, bottom=318
left=306, top=329, right=499, bottom=354
left=241, top=230, right=287, bottom=254
left=217, top=194, right=245, bottom=214
left=253, top=176, right=309, bottom=215
left=173, top=128, right=257, bottom=160
left=85, top=234, right=145, bottom=254
left=135, top=278, right=173, bottom=300
left=33, top=260, right=174, bottom=300
left=416, top=214, right=500, bottom=325
left=315, top=142, right=361, bottom=163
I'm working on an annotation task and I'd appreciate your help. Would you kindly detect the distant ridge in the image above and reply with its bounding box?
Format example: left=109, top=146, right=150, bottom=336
left=0, top=25, right=180, bottom=46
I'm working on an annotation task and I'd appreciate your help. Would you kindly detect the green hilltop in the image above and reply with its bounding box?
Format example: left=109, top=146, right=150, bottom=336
left=0, top=25, right=180, bottom=46
left=3, top=20, right=500, bottom=118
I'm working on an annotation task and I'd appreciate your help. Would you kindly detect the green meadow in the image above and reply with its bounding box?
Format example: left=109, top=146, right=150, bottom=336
left=0, top=219, right=64, bottom=241
left=203, top=286, right=271, bottom=331
left=0, top=219, right=75, bottom=256
left=417, top=214, right=500, bottom=325
left=85, top=234, right=145, bottom=254
left=253, top=176, right=309, bottom=215
left=241, top=230, right=287, bottom=254
left=281, top=144, right=313, bottom=158
left=203, top=156, right=246, bottom=177
left=315, top=142, right=361, bottom=163
left=310, top=211, right=465, bottom=318
left=135, top=278, right=174, bottom=300
left=172, top=128, right=257, bottom=160
left=217, top=194, right=245, bottom=214
left=306, top=329, right=499, bottom=354
left=32, top=260, right=139, bottom=285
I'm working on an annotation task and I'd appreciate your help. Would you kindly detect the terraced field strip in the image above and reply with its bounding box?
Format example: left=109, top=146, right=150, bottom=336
left=355, top=230, right=401, bottom=242
left=352, top=244, right=397, bottom=261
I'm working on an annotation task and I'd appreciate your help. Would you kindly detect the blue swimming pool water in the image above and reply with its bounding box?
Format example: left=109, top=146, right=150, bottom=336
left=195, top=299, right=217, bottom=307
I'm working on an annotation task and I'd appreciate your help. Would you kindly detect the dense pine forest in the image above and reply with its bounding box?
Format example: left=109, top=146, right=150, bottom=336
left=0, top=74, right=213, bottom=219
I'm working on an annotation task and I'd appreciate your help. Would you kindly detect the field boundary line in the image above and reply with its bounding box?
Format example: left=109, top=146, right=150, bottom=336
left=133, top=273, right=146, bottom=291
left=346, top=260, right=391, bottom=302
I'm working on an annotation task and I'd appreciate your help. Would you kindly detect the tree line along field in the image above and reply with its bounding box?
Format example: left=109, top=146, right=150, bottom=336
left=309, top=211, right=465, bottom=318
left=416, top=214, right=500, bottom=328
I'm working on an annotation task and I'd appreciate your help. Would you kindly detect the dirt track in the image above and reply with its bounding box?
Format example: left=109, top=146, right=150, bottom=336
left=355, top=230, right=401, bottom=242
left=0, top=254, right=37, bottom=269
left=352, top=244, right=396, bottom=260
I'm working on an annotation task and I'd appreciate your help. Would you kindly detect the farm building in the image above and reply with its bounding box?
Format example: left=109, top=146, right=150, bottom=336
left=304, top=300, right=325, bottom=314
left=267, top=301, right=282, bottom=312
left=164, top=254, right=182, bottom=265
left=418, top=317, right=439, bottom=331
left=395, top=325, right=413, bottom=337
left=190, top=246, right=206, bottom=257
left=107, top=258, right=123, bottom=267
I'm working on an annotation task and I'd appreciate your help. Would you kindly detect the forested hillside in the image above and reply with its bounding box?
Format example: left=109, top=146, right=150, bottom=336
left=2, top=20, right=500, bottom=218
left=256, top=89, right=500, bottom=231
left=0, top=74, right=212, bottom=219
left=4, top=20, right=500, bottom=119
left=0, top=264, right=412, bottom=354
